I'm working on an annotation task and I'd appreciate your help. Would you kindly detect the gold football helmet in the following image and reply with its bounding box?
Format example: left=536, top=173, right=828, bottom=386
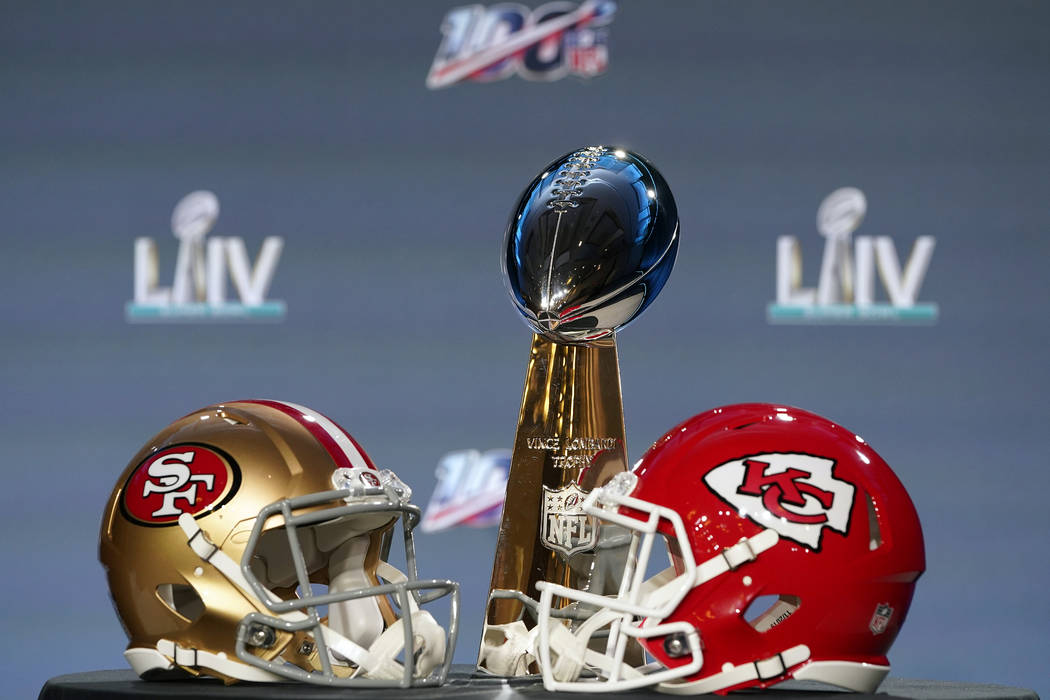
left=99, top=399, right=459, bottom=686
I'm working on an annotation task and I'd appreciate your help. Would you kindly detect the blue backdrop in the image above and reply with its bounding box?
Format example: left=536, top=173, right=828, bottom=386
left=2, top=2, right=1047, bottom=697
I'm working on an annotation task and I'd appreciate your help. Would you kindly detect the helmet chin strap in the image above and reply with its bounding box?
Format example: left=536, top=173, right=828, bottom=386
left=657, top=644, right=811, bottom=695
left=328, top=535, right=384, bottom=654
left=173, top=513, right=445, bottom=683
left=478, top=620, right=537, bottom=676
left=536, top=528, right=781, bottom=692
left=544, top=608, right=649, bottom=684
left=350, top=561, right=448, bottom=681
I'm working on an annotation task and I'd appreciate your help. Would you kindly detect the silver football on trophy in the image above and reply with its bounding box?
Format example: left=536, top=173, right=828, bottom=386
left=502, top=146, right=679, bottom=343
left=171, top=190, right=220, bottom=241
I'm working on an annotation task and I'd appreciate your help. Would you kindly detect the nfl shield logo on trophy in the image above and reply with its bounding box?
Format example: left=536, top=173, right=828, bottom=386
left=541, top=482, right=598, bottom=556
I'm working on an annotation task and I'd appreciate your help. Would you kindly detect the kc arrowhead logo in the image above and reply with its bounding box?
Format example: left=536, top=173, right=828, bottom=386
left=704, top=453, right=855, bottom=550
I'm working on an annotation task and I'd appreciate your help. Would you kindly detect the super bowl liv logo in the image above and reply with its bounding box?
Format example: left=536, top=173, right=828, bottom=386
left=126, top=191, right=286, bottom=322
left=426, top=1, right=616, bottom=89
left=767, top=188, right=938, bottom=324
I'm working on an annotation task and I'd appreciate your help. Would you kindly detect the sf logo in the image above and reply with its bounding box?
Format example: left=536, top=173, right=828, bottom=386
left=738, top=459, right=835, bottom=525
left=143, top=451, right=216, bottom=517
left=123, top=444, right=237, bottom=525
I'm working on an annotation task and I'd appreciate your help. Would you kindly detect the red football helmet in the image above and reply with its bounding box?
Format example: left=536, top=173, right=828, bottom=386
left=535, top=403, right=925, bottom=694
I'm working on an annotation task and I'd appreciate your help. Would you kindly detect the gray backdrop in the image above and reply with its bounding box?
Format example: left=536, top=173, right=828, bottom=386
left=2, top=1, right=1047, bottom=697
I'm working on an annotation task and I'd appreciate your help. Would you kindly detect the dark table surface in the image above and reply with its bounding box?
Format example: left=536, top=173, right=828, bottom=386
left=38, top=667, right=1040, bottom=700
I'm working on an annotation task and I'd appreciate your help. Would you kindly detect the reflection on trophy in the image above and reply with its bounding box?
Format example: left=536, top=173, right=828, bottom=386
left=479, top=146, right=679, bottom=675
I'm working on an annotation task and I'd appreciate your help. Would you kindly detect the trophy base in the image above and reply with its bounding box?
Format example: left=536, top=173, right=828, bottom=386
left=479, top=333, right=633, bottom=674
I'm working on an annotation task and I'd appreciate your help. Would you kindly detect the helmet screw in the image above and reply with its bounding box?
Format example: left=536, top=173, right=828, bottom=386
left=663, top=632, right=689, bottom=658
left=247, top=623, right=276, bottom=649
left=298, top=639, right=315, bottom=656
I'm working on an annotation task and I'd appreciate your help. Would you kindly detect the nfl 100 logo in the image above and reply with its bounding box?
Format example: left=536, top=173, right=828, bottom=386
left=420, top=449, right=510, bottom=533
left=426, top=1, right=617, bottom=89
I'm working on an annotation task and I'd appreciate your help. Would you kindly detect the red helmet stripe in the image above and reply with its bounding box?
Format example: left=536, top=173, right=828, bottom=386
left=237, top=400, right=376, bottom=471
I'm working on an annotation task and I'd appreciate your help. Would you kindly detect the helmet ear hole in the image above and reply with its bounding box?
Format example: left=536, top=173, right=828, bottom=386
left=744, top=594, right=800, bottom=633
left=156, top=583, right=204, bottom=623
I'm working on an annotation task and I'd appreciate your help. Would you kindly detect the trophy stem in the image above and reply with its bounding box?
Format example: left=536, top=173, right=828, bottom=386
left=479, top=333, right=630, bottom=671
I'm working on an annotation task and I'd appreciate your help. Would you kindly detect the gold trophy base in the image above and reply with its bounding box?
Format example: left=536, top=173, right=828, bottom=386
left=478, top=333, right=631, bottom=674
